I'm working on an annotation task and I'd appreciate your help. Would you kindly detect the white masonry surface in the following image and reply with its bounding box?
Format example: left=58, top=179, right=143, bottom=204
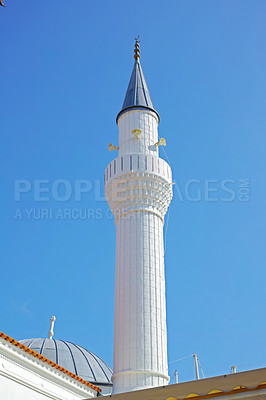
left=105, top=108, right=173, bottom=394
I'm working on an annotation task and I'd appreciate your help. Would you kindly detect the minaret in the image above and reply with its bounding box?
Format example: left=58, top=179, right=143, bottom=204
left=105, top=38, right=173, bottom=394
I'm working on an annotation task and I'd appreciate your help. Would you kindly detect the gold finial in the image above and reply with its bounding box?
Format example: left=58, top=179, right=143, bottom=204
left=134, top=35, right=140, bottom=61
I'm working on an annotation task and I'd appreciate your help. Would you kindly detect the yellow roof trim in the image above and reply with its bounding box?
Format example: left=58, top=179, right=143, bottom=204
left=166, top=382, right=266, bottom=400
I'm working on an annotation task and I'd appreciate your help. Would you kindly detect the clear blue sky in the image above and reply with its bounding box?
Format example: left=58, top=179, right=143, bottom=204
left=1, top=0, right=266, bottom=383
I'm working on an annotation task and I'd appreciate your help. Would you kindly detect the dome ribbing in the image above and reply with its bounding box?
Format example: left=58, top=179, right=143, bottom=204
left=20, top=338, right=112, bottom=386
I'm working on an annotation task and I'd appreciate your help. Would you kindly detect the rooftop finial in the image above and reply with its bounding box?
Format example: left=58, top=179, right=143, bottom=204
left=48, top=315, right=56, bottom=339
left=134, top=36, right=140, bottom=62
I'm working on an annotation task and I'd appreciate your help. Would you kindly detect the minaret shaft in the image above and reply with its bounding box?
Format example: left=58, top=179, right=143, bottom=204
left=112, top=211, right=168, bottom=391
left=118, top=110, right=159, bottom=157
left=105, top=110, right=172, bottom=394
left=105, top=42, right=172, bottom=393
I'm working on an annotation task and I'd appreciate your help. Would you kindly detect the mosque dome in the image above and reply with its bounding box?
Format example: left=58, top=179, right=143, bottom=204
left=20, top=338, right=113, bottom=391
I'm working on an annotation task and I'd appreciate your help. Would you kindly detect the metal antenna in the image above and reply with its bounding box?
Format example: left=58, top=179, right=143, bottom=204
left=193, top=353, right=205, bottom=380
left=193, top=353, right=200, bottom=380
left=198, top=357, right=205, bottom=378
left=48, top=316, right=56, bottom=339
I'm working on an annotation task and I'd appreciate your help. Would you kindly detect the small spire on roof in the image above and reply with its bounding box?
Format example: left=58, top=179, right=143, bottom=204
left=134, top=36, right=140, bottom=62
left=48, top=316, right=56, bottom=339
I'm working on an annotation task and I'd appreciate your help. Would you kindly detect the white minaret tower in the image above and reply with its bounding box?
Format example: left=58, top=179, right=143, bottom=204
left=105, top=39, right=173, bottom=394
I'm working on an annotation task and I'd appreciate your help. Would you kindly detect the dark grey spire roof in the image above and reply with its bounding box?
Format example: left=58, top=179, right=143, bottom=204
left=116, top=59, right=159, bottom=123
left=20, top=338, right=112, bottom=386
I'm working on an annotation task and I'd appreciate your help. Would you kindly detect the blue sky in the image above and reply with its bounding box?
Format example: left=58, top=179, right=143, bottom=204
left=1, top=0, right=266, bottom=383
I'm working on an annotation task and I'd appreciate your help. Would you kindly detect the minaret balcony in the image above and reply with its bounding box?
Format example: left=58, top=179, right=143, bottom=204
left=105, top=154, right=173, bottom=223
left=105, top=153, right=172, bottom=186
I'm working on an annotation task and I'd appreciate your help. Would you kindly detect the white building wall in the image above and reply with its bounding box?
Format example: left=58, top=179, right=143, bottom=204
left=105, top=109, right=173, bottom=394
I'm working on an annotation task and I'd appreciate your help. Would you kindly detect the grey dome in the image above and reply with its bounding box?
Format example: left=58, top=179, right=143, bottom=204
left=20, top=338, right=112, bottom=386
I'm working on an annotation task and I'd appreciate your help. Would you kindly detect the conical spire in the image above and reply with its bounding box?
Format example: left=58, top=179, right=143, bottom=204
left=116, top=38, right=159, bottom=123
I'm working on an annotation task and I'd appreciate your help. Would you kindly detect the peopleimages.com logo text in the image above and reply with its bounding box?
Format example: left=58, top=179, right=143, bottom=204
left=13, top=178, right=250, bottom=221
left=14, top=178, right=250, bottom=203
